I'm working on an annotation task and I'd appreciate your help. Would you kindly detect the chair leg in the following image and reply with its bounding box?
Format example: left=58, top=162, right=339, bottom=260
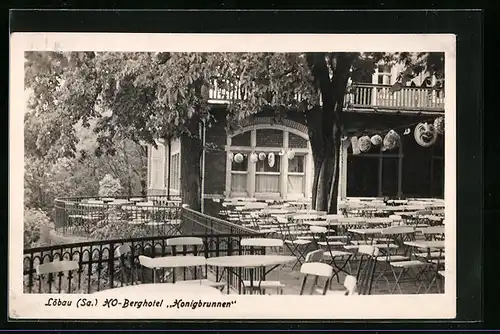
left=390, top=267, right=406, bottom=294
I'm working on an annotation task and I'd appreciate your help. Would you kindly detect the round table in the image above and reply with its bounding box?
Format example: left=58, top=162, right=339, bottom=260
left=92, top=283, right=222, bottom=296
left=206, top=255, right=296, bottom=294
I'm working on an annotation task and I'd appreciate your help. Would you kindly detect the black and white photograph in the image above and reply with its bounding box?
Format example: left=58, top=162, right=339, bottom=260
left=10, top=33, right=456, bottom=319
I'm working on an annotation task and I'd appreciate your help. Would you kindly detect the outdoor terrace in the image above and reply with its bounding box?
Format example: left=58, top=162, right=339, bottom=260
left=25, top=195, right=446, bottom=297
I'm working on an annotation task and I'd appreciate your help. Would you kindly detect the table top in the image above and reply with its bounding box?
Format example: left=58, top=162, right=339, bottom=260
left=92, top=283, right=222, bottom=296
left=348, top=228, right=383, bottom=235
left=304, top=220, right=335, bottom=226
left=423, top=215, right=444, bottom=221
left=206, top=255, right=296, bottom=268
left=338, top=217, right=366, bottom=223
left=361, top=218, right=393, bottom=225
left=404, top=240, right=445, bottom=249
left=141, top=255, right=207, bottom=268
left=292, top=214, right=321, bottom=220
left=393, top=211, right=419, bottom=216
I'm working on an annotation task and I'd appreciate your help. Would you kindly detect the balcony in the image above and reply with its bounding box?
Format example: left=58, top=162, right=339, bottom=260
left=207, top=81, right=445, bottom=114
left=348, top=83, right=445, bottom=113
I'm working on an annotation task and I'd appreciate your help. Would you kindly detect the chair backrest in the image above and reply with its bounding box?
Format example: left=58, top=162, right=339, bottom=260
left=166, top=237, right=204, bottom=246
left=355, top=246, right=379, bottom=295
left=381, top=226, right=415, bottom=235
left=300, top=262, right=333, bottom=278
left=241, top=238, right=283, bottom=247
left=305, top=249, right=324, bottom=262
left=343, top=275, right=358, bottom=295
left=421, top=226, right=445, bottom=235
left=357, top=245, right=380, bottom=257
left=116, top=244, right=132, bottom=257
left=299, top=262, right=334, bottom=295
left=138, top=255, right=153, bottom=268
left=309, top=226, right=328, bottom=234
left=36, top=261, right=79, bottom=275
left=275, top=216, right=289, bottom=224
left=245, top=202, right=268, bottom=210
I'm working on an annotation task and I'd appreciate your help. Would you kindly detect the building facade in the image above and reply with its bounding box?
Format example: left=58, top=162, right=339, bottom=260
left=146, top=63, right=445, bottom=204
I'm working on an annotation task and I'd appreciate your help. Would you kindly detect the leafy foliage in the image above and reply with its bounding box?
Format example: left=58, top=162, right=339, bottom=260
left=98, top=174, right=122, bottom=197
left=24, top=208, right=55, bottom=248
left=24, top=51, right=444, bottom=213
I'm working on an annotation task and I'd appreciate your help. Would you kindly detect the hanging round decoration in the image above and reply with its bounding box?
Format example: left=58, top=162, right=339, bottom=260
left=287, top=150, right=295, bottom=160
left=370, top=134, right=382, bottom=146
left=268, top=152, right=275, bottom=167
left=433, top=117, right=444, bottom=134
left=258, top=152, right=267, bottom=161
left=414, top=122, right=438, bottom=147
left=351, top=136, right=361, bottom=155
left=234, top=153, right=244, bottom=163
left=383, top=130, right=401, bottom=151
left=359, top=136, right=372, bottom=153
left=250, top=152, right=258, bottom=163
left=228, top=152, right=234, bottom=161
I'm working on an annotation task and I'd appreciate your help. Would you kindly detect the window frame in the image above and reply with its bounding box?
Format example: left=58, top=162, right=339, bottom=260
left=225, top=122, right=312, bottom=200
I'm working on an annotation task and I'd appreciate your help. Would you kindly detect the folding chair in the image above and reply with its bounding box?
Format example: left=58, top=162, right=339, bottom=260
left=299, top=262, right=333, bottom=295
left=309, top=226, right=352, bottom=285
left=372, top=227, right=424, bottom=293
left=115, top=244, right=138, bottom=286
left=389, top=215, right=403, bottom=226
left=353, top=245, right=380, bottom=295
left=36, top=260, right=80, bottom=293
left=413, top=242, right=445, bottom=294
left=275, top=217, right=313, bottom=270
left=240, top=238, right=286, bottom=294
left=316, top=275, right=358, bottom=295
left=421, top=226, right=445, bottom=241
left=166, top=237, right=225, bottom=289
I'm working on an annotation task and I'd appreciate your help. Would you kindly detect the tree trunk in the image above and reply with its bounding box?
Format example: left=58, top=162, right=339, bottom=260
left=305, top=53, right=354, bottom=214
left=180, top=119, right=203, bottom=211
left=305, top=107, right=325, bottom=209
left=328, top=122, right=342, bottom=213
left=310, top=158, right=322, bottom=209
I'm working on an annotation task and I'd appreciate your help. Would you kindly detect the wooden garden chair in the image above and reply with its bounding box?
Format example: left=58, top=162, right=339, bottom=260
left=36, top=260, right=80, bottom=293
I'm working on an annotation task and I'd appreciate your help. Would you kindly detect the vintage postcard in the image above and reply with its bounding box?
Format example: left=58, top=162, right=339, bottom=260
left=10, top=33, right=456, bottom=319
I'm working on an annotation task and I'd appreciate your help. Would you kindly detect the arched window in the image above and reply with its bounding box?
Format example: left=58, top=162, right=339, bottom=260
left=226, top=119, right=312, bottom=200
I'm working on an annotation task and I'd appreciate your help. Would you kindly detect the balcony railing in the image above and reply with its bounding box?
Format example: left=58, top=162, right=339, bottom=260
left=207, top=80, right=445, bottom=112
left=348, top=83, right=445, bottom=112
left=54, top=195, right=260, bottom=239
left=23, top=232, right=265, bottom=295
left=54, top=195, right=182, bottom=238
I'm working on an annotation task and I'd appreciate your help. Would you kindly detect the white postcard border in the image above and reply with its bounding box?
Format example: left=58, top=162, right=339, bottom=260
left=9, top=33, right=457, bottom=319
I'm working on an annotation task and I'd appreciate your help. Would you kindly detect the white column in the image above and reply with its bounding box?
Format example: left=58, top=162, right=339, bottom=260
left=281, top=131, right=289, bottom=199
left=371, top=68, right=379, bottom=106
left=305, top=142, right=313, bottom=200
left=338, top=144, right=348, bottom=200
left=247, top=129, right=256, bottom=197
left=160, top=144, right=166, bottom=189
left=390, top=65, right=398, bottom=85
left=225, top=136, right=232, bottom=197
left=147, top=145, right=151, bottom=189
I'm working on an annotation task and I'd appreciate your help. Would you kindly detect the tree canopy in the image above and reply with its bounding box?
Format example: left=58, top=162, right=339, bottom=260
left=24, top=51, right=444, bottom=212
